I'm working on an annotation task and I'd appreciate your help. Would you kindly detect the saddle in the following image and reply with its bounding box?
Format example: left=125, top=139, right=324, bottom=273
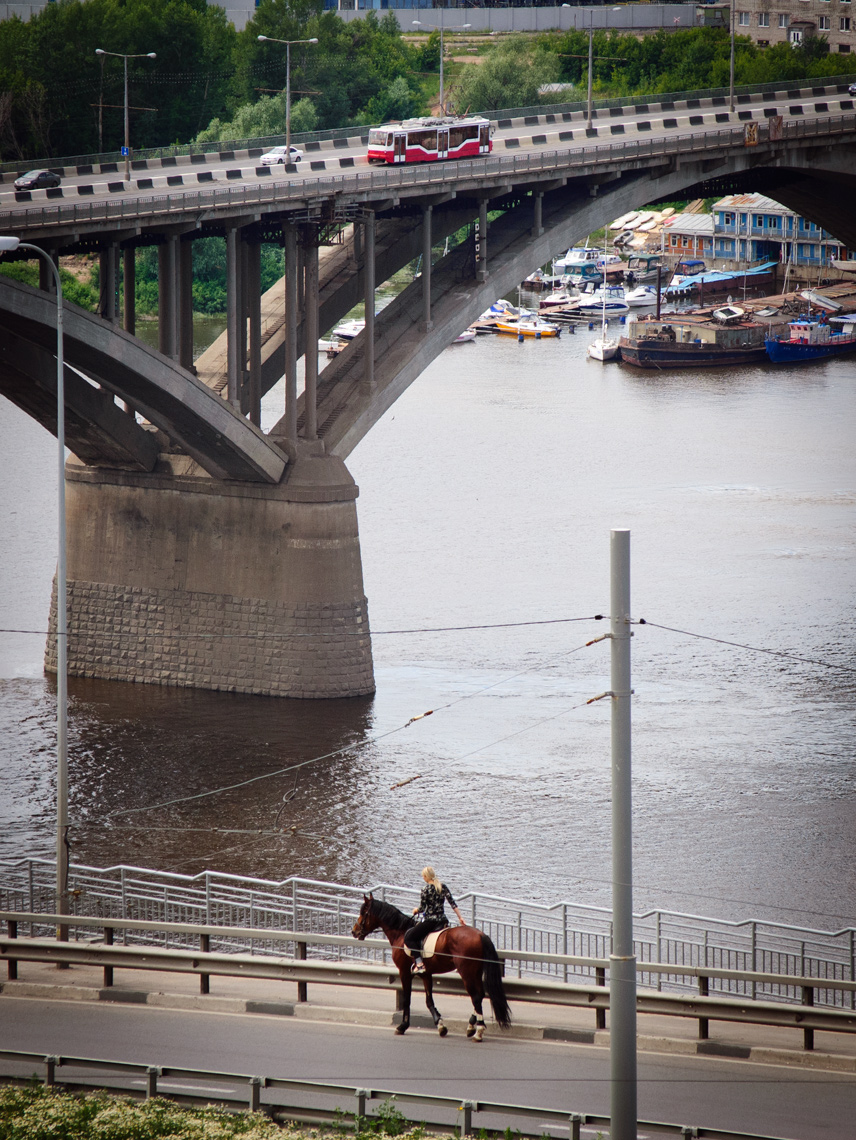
left=403, top=929, right=445, bottom=960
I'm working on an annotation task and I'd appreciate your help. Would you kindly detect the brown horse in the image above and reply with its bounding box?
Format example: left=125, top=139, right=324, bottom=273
left=352, top=893, right=511, bottom=1041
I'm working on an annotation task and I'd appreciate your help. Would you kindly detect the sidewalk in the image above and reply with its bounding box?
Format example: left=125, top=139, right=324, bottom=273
left=3, top=960, right=856, bottom=1075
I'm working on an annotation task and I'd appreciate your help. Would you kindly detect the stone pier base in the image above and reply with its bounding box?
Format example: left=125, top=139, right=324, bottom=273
left=45, top=450, right=375, bottom=698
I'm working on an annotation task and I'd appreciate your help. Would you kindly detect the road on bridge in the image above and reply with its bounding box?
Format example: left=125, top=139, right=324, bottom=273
left=1, top=997, right=853, bottom=1139
left=2, top=83, right=852, bottom=211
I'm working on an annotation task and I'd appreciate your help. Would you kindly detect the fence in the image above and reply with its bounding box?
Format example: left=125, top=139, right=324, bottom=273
left=0, top=1048, right=802, bottom=1140
left=1, top=859, right=853, bottom=1012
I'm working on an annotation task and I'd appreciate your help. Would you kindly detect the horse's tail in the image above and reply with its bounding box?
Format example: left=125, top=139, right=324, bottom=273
left=480, top=933, right=512, bottom=1029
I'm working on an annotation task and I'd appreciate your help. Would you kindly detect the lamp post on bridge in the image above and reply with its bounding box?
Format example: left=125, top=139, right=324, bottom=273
left=0, top=235, right=68, bottom=934
left=94, top=48, right=157, bottom=182
left=729, top=0, right=736, bottom=112
left=412, top=16, right=471, bottom=115
left=257, top=35, right=319, bottom=164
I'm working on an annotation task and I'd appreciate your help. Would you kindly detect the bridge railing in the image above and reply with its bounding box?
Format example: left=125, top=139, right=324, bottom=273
left=1, top=858, right=853, bottom=1011
left=2, top=113, right=854, bottom=234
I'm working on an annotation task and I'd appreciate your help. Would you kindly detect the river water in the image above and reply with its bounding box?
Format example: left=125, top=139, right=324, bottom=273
left=1, top=310, right=854, bottom=932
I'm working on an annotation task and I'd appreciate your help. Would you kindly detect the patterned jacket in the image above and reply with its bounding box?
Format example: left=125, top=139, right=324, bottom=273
left=418, top=882, right=457, bottom=923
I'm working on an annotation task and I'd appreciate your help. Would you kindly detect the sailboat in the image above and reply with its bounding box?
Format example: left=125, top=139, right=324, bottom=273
left=587, top=242, right=621, bottom=361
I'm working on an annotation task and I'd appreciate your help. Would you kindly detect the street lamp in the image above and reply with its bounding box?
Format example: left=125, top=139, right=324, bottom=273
left=257, top=35, right=319, bottom=163
left=0, top=235, right=67, bottom=933
left=729, top=1, right=736, bottom=112
left=586, top=8, right=623, bottom=131
left=94, top=48, right=157, bottom=182
left=412, top=17, right=471, bottom=115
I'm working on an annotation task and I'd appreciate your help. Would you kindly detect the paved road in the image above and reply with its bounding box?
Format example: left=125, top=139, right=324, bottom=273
left=1, top=83, right=852, bottom=210
left=1, top=998, right=853, bottom=1139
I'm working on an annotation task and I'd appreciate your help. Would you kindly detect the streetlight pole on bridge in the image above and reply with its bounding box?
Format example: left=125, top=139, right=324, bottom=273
left=257, top=35, right=319, bottom=163
left=412, top=16, right=471, bottom=115
left=94, top=48, right=157, bottom=183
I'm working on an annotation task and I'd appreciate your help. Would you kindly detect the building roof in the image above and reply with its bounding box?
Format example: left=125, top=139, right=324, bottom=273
left=663, top=213, right=715, bottom=236
left=713, top=192, right=793, bottom=214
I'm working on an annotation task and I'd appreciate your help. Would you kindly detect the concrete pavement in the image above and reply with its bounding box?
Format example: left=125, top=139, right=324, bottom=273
left=3, top=958, right=855, bottom=1075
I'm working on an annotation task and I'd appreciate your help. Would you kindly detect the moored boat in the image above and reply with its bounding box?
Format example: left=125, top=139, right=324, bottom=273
left=765, top=315, right=856, bottom=363
left=495, top=317, right=561, bottom=338
left=619, top=312, right=780, bottom=368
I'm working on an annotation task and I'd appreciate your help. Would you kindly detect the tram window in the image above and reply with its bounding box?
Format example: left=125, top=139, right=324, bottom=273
left=408, top=129, right=437, bottom=151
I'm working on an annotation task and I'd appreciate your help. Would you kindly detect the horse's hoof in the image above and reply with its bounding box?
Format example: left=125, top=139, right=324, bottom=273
left=395, top=1024, right=407, bottom=1035
left=474, top=1028, right=485, bottom=1043
left=438, top=1022, right=448, bottom=1037
left=466, top=1027, right=476, bottom=1038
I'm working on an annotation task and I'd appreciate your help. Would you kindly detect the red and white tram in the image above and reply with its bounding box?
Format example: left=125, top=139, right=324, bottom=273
left=367, top=115, right=493, bottom=164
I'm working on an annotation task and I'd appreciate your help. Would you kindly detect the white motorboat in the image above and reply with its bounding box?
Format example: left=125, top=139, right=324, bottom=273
left=332, top=319, right=365, bottom=340
left=624, top=284, right=659, bottom=307
left=478, top=298, right=532, bottom=321
left=539, top=289, right=578, bottom=311
left=553, top=246, right=600, bottom=272
left=575, top=284, right=630, bottom=315
left=452, top=328, right=477, bottom=343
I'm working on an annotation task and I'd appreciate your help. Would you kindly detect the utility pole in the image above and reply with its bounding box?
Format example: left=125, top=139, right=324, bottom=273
left=610, top=528, right=637, bottom=1140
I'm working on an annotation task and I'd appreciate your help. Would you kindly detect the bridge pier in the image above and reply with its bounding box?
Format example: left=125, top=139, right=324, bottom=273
left=45, top=449, right=375, bottom=699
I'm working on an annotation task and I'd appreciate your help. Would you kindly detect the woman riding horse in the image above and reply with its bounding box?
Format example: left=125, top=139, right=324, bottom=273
left=352, top=888, right=511, bottom=1041
left=405, top=866, right=466, bottom=974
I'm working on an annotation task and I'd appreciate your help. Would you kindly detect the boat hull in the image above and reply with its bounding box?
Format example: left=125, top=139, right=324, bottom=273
left=764, top=335, right=856, bottom=363
left=619, top=340, right=768, bottom=369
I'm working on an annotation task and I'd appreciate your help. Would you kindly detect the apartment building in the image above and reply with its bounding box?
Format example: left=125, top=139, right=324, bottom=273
left=700, top=1, right=856, bottom=53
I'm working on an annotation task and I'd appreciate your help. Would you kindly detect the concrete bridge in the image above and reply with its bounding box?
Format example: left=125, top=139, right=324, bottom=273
left=2, top=85, right=855, bottom=697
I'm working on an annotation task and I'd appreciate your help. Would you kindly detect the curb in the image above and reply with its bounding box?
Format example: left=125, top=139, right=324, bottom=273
left=3, top=981, right=855, bottom=1073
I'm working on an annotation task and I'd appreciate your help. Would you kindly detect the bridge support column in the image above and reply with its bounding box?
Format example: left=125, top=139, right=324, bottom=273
left=303, top=230, right=319, bottom=442
left=122, top=248, right=135, bottom=336
left=284, top=222, right=298, bottom=444
left=532, top=192, right=543, bottom=238
left=247, top=240, right=262, bottom=427
left=100, top=244, right=117, bottom=322
left=476, top=201, right=488, bottom=282
left=362, top=212, right=376, bottom=394
left=226, top=226, right=241, bottom=409
left=178, top=239, right=194, bottom=372
left=158, top=236, right=179, bottom=360
left=47, top=454, right=375, bottom=699
left=38, top=247, right=57, bottom=294
left=422, top=205, right=433, bottom=332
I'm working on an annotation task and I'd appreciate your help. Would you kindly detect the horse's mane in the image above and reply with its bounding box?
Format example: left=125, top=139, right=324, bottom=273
left=369, top=897, right=414, bottom=932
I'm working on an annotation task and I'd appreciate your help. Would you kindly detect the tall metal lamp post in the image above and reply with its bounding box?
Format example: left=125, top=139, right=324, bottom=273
left=257, top=35, right=319, bottom=162
left=94, top=48, right=157, bottom=182
left=412, top=17, right=471, bottom=115
left=587, top=8, right=623, bottom=131
left=0, top=235, right=67, bottom=929
left=729, top=0, right=736, bottom=112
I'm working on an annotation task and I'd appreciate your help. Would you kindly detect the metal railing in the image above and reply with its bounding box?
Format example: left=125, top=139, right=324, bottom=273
left=2, top=859, right=854, bottom=1013
left=1, top=113, right=853, bottom=235
left=0, top=1047, right=800, bottom=1140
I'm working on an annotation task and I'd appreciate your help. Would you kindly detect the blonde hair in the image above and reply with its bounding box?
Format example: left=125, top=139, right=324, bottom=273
left=421, top=866, right=443, bottom=892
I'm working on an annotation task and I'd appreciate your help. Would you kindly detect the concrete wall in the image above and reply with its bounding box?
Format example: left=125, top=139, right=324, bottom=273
left=45, top=452, right=375, bottom=699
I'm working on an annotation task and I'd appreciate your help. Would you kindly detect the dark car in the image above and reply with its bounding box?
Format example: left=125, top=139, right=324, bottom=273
left=14, top=169, right=61, bottom=191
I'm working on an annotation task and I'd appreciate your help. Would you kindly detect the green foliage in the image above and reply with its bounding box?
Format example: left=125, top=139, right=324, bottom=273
left=356, top=1098, right=415, bottom=1138
left=540, top=27, right=854, bottom=101
left=0, top=0, right=237, bottom=161
left=197, top=94, right=318, bottom=144
left=455, top=35, right=559, bottom=113
left=0, top=259, right=98, bottom=310
left=0, top=1084, right=282, bottom=1138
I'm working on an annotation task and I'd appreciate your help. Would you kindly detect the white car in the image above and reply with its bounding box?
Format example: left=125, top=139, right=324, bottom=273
left=259, top=145, right=303, bottom=166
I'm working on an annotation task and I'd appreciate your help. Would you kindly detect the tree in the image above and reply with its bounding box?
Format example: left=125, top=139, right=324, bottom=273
left=196, top=94, right=317, bottom=144
left=455, top=36, right=560, bottom=113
